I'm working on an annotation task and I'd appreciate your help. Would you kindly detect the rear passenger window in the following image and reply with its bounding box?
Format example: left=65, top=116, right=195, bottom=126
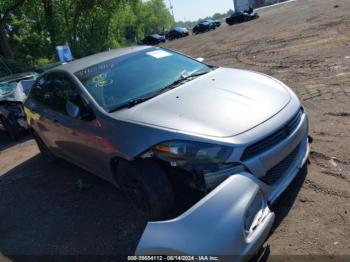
left=45, top=74, right=79, bottom=114
left=28, top=72, right=80, bottom=115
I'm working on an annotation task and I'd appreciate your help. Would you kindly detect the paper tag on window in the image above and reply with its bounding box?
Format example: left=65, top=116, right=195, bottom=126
left=147, top=50, right=172, bottom=59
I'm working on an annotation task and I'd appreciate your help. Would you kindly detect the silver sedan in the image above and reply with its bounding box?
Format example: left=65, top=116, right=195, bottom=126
left=24, top=46, right=310, bottom=258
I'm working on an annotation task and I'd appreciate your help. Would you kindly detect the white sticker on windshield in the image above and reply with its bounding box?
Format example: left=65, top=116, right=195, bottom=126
left=147, top=50, right=172, bottom=59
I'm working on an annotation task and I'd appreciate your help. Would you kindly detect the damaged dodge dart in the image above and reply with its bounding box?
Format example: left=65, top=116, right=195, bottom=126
left=24, top=46, right=310, bottom=257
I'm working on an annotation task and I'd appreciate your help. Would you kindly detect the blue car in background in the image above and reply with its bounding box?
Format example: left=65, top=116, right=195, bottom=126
left=142, top=34, right=166, bottom=45
left=192, top=21, right=213, bottom=34
left=213, top=19, right=221, bottom=28
left=226, top=10, right=259, bottom=25
left=166, top=27, right=189, bottom=40
left=203, top=19, right=221, bottom=29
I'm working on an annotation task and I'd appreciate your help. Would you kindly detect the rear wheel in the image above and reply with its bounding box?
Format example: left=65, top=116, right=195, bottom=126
left=116, top=159, right=174, bottom=219
left=32, top=130, right=57, bottom=163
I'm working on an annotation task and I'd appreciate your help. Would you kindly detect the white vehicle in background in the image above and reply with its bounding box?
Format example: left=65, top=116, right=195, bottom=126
left=233, top=0, right=255, bottom=13
left=0, top=73, right=36, bottom=139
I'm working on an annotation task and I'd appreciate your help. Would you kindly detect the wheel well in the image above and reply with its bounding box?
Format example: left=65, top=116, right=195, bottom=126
left=110, top=156, right=142, bottom=187
left=109, top=156, right=206, bottom=192
left=110, top=156, right=159, bottom=181
left=110, top=157, right=172, bottom=188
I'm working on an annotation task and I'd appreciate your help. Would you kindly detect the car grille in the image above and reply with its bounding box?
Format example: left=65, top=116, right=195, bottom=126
left=241, top=108, right=303, bottom=161
left=261, top=143, right=301, bottom=185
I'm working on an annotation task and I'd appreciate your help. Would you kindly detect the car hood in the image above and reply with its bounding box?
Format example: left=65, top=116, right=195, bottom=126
left=113, top=68, right=291, bottom=137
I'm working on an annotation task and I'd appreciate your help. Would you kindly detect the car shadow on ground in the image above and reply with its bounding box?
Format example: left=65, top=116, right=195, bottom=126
left=0, top=127, right=31, bottom=151
left=0, top=145, right=308, bottom=259
left=258, top=165, right=308, bottom=262
left=270, top=164, right=308, bottom=232
left=0, top=154, right=147, bottom=258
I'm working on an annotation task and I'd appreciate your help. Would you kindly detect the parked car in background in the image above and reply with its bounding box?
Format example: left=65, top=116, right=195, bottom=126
left=226, top=10, right=259, bottom=25
left=24, top=45, right=310, bottom=256
left=166, top=27, right=189, bottom=40
left=192, top=21, right=213, bottom=34
left=0, top=61, right=64, bottom=140
left=142, top=34, right=166, bottom=45
left=203, top=19, right=220, bottom=29
left=213, top=19, right=221, bottom=28
left=0, top=72, right=37, bottom=139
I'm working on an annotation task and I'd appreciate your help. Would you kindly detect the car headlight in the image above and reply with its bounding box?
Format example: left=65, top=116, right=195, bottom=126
left=141, top=140, right=233, bottom=173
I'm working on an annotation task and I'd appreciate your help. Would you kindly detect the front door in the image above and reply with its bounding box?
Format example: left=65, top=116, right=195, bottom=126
left=36, top=72, right=107, bottom=175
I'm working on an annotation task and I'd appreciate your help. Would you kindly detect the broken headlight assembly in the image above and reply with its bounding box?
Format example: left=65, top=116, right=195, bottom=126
left=141, top=141, right=247, bottom=188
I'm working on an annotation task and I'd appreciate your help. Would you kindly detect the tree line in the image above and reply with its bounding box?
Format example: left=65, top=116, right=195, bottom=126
left=0, top=0, right=174, bottom=76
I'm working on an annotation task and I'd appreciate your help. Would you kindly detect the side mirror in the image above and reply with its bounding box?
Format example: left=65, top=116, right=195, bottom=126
left=196, top=57, right=205, bottom=62
left=66, top=100, right=80, bottom=118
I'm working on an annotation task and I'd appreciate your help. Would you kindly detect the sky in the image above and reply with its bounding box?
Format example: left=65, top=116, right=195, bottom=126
left=164, top=0, right=235, bottom=22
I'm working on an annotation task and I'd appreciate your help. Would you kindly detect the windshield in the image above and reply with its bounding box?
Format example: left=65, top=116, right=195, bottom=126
left=75, top=47, right=212, bottom=112
left=0, top=82, right=17, bottom=98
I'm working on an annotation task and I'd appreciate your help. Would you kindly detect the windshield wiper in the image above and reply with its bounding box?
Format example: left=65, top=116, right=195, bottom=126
left=109, top=71, right=211, bottom=112
left=159, top=70, right=211, bottom=93
left=174, top=71, right=210, bottom=85
left=108, top=95, right=156, bottom=112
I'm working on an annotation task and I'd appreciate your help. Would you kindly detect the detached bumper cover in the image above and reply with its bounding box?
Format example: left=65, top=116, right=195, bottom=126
left=136, top=174, right=274, bottom=259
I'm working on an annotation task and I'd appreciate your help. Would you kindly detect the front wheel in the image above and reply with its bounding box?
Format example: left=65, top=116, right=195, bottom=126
left=117, top=159, right=174, bottom=219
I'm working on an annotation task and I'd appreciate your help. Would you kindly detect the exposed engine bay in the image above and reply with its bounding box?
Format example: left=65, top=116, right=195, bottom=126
left=0, top=79, right=34, bottom=139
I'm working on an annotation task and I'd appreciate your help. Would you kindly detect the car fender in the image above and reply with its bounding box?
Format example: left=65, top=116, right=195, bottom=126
left=135, top=173, right=274, bottom=257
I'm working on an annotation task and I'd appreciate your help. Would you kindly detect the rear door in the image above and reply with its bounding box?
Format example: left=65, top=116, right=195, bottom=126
left=25, top=74, right=59, bottom=151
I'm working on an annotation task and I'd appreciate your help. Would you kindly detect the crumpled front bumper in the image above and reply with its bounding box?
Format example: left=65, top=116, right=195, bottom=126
left=135, top=174, right=275, bottom=260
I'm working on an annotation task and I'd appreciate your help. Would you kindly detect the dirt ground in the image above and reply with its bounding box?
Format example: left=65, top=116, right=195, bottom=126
left=1, top=0, right=350, bottom=260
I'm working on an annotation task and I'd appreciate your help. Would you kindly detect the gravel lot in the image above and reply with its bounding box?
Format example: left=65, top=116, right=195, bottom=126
left=1, top=0, right=349, bottom=260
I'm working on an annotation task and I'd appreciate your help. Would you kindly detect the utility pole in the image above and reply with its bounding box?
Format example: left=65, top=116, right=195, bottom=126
left=168, top=0, right=175, bottom=20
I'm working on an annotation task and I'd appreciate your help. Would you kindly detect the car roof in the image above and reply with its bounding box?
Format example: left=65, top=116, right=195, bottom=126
left=52, top=46, right=152, bottom=74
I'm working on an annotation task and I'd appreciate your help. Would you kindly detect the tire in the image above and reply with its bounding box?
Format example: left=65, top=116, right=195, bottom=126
left=32, top=130, right=57, bottom=163
left=116, top=159, right=174, bottom=219
left=0, top=115, right=21, bottom=140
